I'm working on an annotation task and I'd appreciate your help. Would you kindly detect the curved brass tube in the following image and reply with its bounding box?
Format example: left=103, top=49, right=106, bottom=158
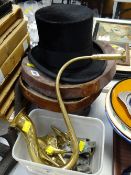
left=55, top=53, right=126, bottom=169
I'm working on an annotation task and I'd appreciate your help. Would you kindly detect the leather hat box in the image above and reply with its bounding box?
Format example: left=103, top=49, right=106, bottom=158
left=20, top=77, right=101, bottom=113
left=0, top=5, right=23, bottom=37
left=22, top=56, right=116, bottom=99
left=0, top=34, right=30, bottom=86
left=0, top=91, right=15, bottom=119
left=0, top=19, right=28, bottom=67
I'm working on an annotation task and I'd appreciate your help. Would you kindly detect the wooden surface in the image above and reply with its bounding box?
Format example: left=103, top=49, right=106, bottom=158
left=0, top=5, right=23, bottom=37
left=0, top=34, right=29, bottom=84
left=0, top=90, right=14, bottom=117
left=113, top=132, right=131, bottom=175
left=0, top=19, right=27, bottom=67
left=102, top=0, right=131, bottom=18
left=0, top=65, right=20, bottom=105
left=120, top=3, right=131, bottom=19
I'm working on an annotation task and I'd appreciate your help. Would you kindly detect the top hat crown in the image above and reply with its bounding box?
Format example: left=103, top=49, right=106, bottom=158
left=36, top=4, right=93, bottom=53
left=29, top=4, right=106, bottom=84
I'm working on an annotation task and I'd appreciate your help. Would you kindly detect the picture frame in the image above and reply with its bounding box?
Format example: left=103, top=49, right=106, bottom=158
left=93, top=18, right=131, bottom=45
left=93, top=18, right=131, bottom=77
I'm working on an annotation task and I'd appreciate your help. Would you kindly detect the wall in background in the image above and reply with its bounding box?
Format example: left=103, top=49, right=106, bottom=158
left=103, top=0, right=131, bottom=18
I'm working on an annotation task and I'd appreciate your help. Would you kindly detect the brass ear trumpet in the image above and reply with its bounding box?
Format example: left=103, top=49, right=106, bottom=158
left=10, top=52, right=126, bottom=169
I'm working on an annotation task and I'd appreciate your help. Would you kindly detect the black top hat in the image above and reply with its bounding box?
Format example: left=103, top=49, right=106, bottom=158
left=28, top=4, right=106, bottom=84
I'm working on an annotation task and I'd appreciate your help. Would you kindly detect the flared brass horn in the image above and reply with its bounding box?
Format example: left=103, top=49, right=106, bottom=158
left=10, top=109, right=61, bottom=167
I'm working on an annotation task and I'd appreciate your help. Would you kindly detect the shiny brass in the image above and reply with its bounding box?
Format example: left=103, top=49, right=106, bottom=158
left=51, top=126, right=70, bottom=146
left=37, top=138, right=61, bottom=167
left=10, top=109, right=42, bottom=164
left=38, top=135, right=66, bottom=156
left=38, top=135, right=67, bottom=165
left=9, top=53, right=126, bottom=170
left=55, top=53, right=126, bottom=169
left=10, top=109, right=60, bottom=167
left=45, top=145, right=66, bottom=155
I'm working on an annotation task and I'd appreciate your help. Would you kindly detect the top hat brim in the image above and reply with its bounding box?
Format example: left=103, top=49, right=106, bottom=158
left=28, top=42, right=107, bottom=84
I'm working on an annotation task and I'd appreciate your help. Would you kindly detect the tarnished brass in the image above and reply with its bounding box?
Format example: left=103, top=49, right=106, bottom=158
left=10, top=53, right=126, bottom=169
left=37, top=138, right=61, bottom=167
left=38, top=135, right=66, bottom=156
left=51, top=126, right=70, bottom=146
left=38, top=136, right=66, bottom=165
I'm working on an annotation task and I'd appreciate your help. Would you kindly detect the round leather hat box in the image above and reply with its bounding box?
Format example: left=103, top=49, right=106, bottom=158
left=19, top=78, right=101, bottom=113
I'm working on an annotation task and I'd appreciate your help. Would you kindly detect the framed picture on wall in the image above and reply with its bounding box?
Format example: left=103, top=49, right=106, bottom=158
left=93, top=18, right=131, bottom=79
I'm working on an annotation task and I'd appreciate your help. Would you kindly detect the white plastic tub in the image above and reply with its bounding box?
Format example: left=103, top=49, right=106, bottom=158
left=12, top=109, right=105, bottom=175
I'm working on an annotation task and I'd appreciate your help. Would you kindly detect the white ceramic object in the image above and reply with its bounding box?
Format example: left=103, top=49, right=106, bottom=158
left=12, top=109, right=105, bottom=175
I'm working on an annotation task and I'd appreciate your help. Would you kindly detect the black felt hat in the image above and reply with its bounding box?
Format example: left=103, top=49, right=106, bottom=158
left=29, top=4, right=106, bottom=84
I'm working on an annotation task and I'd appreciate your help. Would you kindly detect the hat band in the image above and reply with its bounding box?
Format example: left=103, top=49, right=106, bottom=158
left=36, top=47, right=93, bottom=70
